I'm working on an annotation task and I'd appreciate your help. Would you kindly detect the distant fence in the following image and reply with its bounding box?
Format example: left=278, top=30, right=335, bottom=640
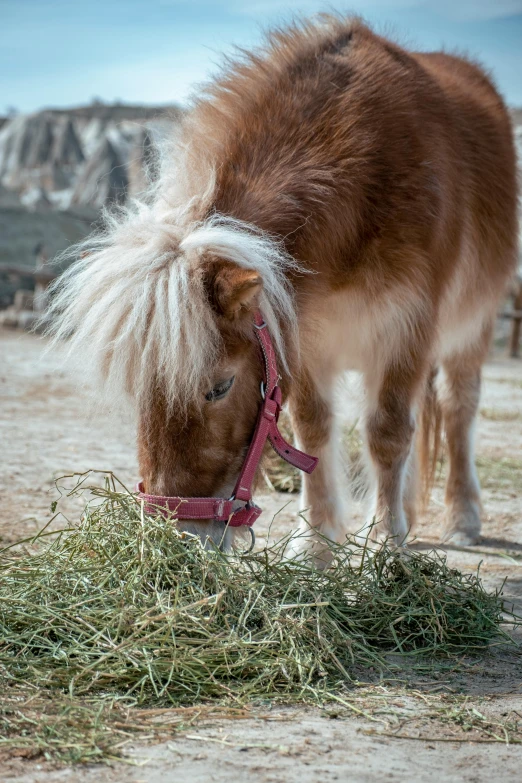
left=505, top=273, right=522, bottom=358
left=0, top=262, right=56, bottom=312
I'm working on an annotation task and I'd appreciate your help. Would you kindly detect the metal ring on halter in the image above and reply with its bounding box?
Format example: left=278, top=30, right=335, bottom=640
left=243, top=525, right=256, bottom=555
left=253, top=321, right=267, bottom=330
left=260, top=381, right=266, bottom=399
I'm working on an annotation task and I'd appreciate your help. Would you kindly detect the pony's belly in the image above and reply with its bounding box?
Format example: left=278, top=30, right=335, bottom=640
left=435, top=257, right=500, bottom=362
left=436, top=306, right=494, bottom=362
left=300, top=293, right=369, bottom=376
left=300, top=288, right=425, bottom=379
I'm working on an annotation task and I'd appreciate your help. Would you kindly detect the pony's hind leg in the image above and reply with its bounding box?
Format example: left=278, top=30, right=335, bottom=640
left=437, top=327, right=491, bottom=545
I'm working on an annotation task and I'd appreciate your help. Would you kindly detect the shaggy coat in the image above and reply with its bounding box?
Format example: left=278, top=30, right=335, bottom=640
left=48, top=18, right=519, bottom=562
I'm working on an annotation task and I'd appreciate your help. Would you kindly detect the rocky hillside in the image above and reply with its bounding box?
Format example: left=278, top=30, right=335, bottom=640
left=0, top=103, right=181, bottom=276
left=0, top=102, right=181, bottom=214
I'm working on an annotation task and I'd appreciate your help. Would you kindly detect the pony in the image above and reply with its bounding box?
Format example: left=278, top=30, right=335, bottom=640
left=47, top=16, right=519, bottom=566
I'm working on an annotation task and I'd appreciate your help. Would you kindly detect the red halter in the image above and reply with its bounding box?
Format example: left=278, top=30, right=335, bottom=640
left=136, top=309, right=318, bottom=528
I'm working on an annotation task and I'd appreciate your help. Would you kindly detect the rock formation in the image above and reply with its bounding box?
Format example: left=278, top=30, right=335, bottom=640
left=71, top=138, right=127, bottom=209
left=0, top=102, right=180, bottom=211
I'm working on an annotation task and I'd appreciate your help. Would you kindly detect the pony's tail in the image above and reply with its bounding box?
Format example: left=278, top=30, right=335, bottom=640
left=418, top=367, right=443, bottom=509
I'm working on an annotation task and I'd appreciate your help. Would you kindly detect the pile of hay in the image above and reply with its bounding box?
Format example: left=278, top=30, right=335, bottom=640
left=0, top=481, right=509, bottom=709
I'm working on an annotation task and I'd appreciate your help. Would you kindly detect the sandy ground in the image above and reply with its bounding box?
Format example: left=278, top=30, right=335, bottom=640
left=1, top=327, right=522, bottom=782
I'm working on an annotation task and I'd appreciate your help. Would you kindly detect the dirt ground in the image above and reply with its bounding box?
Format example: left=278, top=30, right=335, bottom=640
left=1, top=327, right=522, bottom=783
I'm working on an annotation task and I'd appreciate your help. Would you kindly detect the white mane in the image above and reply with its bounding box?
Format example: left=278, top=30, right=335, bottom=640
left=46, top=192, right=299, bottom=412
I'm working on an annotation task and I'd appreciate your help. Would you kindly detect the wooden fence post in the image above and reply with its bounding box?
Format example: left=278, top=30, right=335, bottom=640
left=510, top=277, right=522, bottom=359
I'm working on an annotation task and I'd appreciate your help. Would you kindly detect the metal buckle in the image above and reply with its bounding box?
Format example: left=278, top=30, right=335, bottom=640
left=260, top=381, right=266, bottom=399
left=253, top=321, right=267, bottom=330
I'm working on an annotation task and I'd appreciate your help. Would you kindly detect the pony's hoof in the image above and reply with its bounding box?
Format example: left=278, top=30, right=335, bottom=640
left=369, top=523, right=409, bottom=549
left=284, top=537, right=334, bottom=570
left=442, top=502, right=481, bottom=546
left=442, top=528, right=480, bottom=546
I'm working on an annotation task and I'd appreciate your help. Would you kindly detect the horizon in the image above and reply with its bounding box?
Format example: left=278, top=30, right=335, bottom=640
left=3, top=1, right=522, bottom=114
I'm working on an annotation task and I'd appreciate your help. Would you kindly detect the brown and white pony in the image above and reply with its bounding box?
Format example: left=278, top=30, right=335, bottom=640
left=48, top=17, right=518, bottom=565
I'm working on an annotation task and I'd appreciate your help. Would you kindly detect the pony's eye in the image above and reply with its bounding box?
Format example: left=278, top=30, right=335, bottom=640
left=205, top=376, right=235, bottom=402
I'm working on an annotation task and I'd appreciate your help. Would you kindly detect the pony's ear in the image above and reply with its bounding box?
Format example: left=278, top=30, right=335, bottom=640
left=209, top=263, right=263, bottom=320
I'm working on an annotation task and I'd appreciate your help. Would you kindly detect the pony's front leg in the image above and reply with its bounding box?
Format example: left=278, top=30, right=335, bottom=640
left=364, top=362, right=422, bottom=545
left=287, top=370, right=349, bottom=568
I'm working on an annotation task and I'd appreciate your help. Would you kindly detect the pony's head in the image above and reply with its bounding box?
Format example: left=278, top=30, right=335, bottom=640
left=47, top=208, right=298, bottom=547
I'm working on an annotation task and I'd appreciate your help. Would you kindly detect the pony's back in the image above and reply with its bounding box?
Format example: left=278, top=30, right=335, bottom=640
left=183, top=18, right=518, bottom=303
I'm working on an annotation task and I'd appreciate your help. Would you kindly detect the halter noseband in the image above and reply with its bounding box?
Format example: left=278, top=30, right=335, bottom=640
left=136, top=309, right=318, bottom=530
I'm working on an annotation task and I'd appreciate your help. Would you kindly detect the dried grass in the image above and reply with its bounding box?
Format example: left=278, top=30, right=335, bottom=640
left=0, top=474, right=516, bottom=763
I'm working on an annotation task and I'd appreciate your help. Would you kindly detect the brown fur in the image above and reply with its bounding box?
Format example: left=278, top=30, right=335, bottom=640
left=136, top=16, right=518, bottom=556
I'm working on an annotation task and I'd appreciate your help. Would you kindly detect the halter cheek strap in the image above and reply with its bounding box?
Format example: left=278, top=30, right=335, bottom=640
left=137, top=309, right=318, bottom=527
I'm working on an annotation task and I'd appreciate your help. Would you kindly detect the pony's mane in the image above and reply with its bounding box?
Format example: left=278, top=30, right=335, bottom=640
left=45, top=19, right=349, bottom=408
left=46, top=203, right=298, bottom=411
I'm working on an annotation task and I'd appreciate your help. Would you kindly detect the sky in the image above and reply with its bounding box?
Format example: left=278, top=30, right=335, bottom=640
left=1, top=0, right=522, bottom=114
